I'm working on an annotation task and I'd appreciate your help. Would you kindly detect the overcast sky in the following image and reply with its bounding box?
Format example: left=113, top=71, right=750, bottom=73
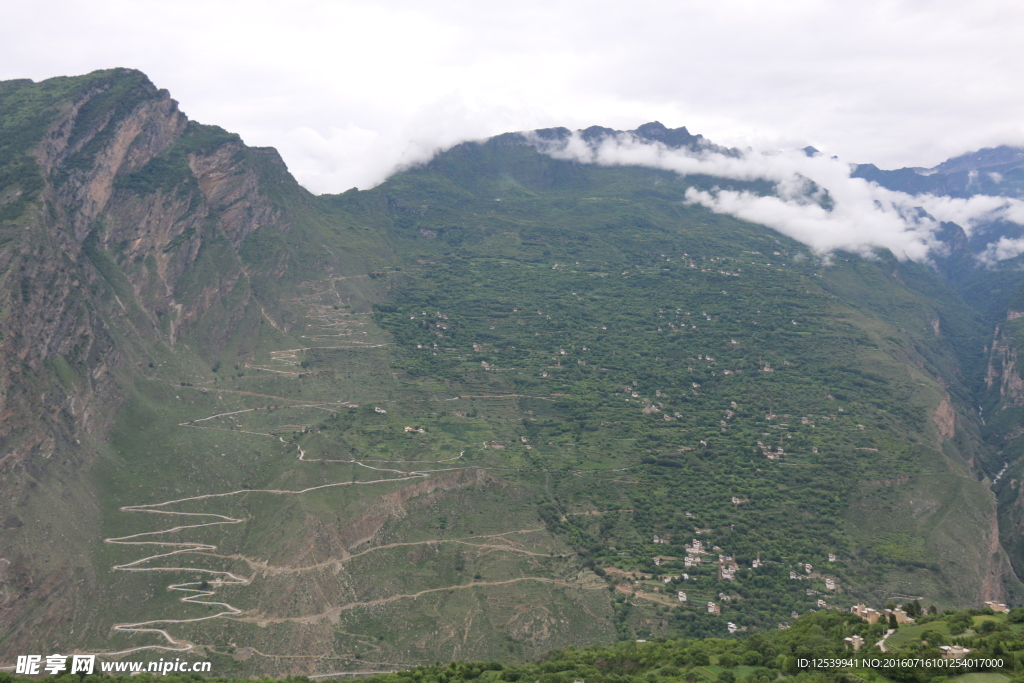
left=3, top=0, right=1023, bottom=194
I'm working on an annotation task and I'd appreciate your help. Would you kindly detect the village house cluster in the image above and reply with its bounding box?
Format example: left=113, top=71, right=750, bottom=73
left=851, top=604, right=914, bottom=625
left=717, top=554, right=739, bottom=581
left=634, top=535, right=851, bottom=629
left=684, top=538, right=704, bottom=568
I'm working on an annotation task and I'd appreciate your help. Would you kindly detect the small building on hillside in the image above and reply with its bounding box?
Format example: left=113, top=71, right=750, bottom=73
left=844, top=635, right=864, bottom=652
left=885, top=608, right=914, bottom=625
left=940, top=645, right=972, bottom=659
left=718, top=555, right=739, bottom=581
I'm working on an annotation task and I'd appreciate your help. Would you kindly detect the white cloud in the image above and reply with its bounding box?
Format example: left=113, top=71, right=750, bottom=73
left=915, top=194, right=1024, bottom=231
left=534, top=131, right=1024, bottom=262
left=979, top=237, right=1024, bottom=264
left=683, top=187, right=937, bottom=262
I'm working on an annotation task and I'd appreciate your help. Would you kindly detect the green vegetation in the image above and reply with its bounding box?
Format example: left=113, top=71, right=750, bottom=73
left=346, top=608, right=1024, bottom=683
left=347, top=143, right=1007, bottom=631
left=1, top=70, right=1022, bottom=677
left=4, top=608, right=1024, bottom=683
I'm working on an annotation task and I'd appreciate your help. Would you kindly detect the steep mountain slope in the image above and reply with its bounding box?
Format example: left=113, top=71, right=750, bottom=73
left=0, top=70, right=615, bottom=673
left=351, top=137, right=1020, bottom=612
left=0, top=68, right=397, bottom=660
left=850, top=147, right=1024, bottom=582
left=977, top=284, right=1024, bottom=584
left=0, top=69, right=1022, bottom=677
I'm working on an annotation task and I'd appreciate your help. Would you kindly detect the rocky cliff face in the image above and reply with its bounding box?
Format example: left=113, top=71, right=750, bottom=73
left=0, top=69, right=312, bottom=650
left=982, top=311, right=1024, bottom=582
left=986, top=320, right=1024, bottom=408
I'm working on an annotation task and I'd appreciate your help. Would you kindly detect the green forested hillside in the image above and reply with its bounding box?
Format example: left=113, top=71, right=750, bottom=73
left=0, top=70, right=1022, bottom=678
left=339, top=147, right=1019, bottom=633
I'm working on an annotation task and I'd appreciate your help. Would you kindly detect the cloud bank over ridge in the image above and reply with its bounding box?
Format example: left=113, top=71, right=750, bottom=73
left=534, top=131, right=1024, bottom=264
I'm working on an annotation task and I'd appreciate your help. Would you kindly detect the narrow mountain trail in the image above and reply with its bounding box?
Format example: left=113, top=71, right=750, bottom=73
left=206, top=527, right=564, bottom=577
left=100, top=403, right=561, bottom=659
left=234, top=576, right=596, bottom=627
left=96, top=299, right=589, bottom=662
left=103, top=477, right=426, bottom=653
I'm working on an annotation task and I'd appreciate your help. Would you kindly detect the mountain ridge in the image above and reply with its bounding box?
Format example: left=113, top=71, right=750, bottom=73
left=853, top=144, right=1024, bottom=200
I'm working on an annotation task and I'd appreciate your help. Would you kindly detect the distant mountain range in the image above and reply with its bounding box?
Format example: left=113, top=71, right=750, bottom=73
left=854, top=144, right=1024, bottom=198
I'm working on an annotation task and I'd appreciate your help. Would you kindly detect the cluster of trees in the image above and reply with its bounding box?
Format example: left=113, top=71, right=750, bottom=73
left=347, top=608, right=1024, bottom=683
left=4, top=608, right=1023, bottom=683
left=367, top=217, right=949, bottom=633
